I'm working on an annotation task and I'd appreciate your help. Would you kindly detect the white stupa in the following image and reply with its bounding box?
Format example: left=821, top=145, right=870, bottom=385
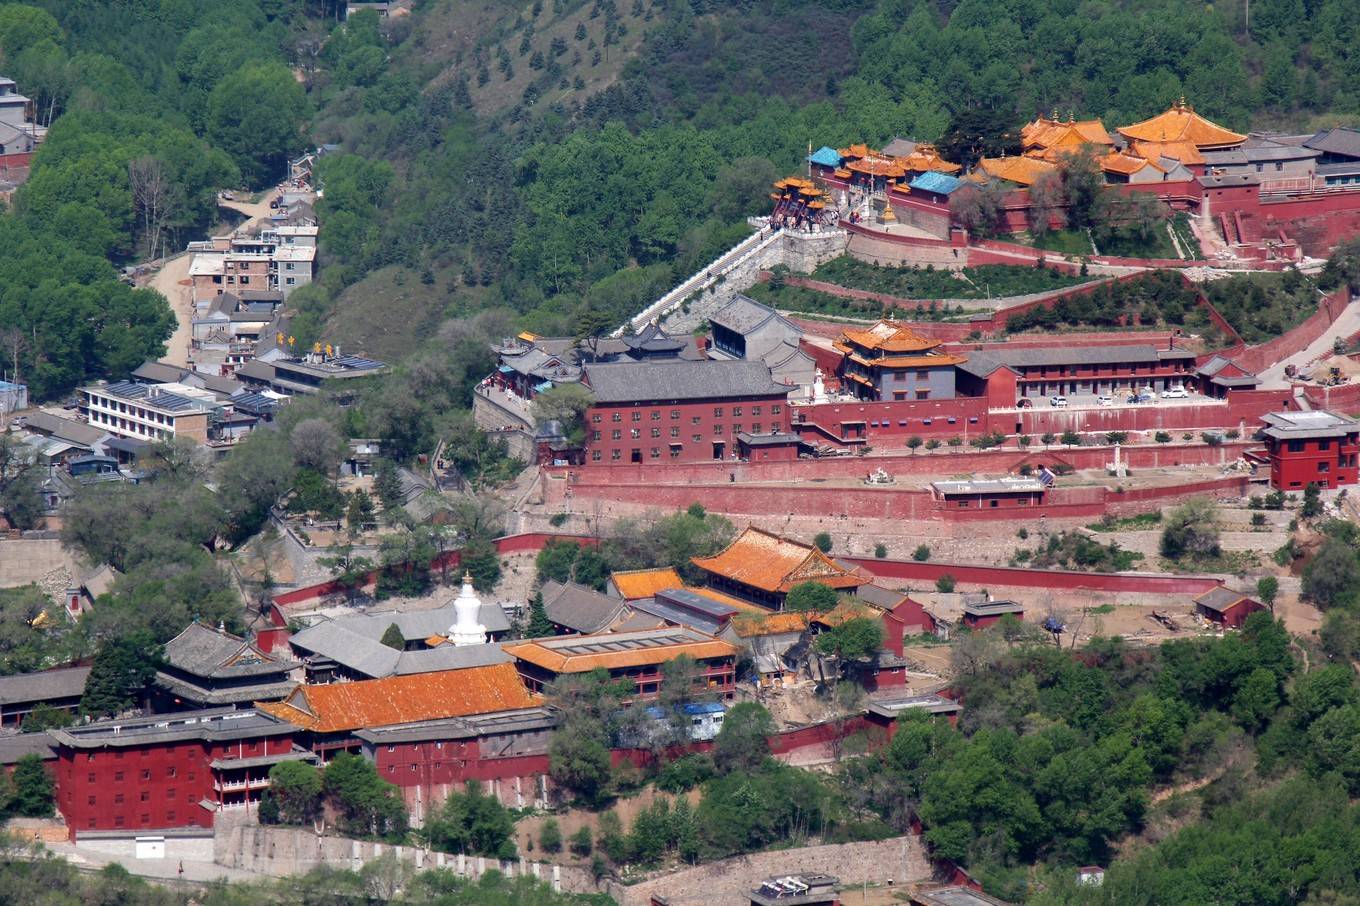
left=448, top=572, right=488, bottom=647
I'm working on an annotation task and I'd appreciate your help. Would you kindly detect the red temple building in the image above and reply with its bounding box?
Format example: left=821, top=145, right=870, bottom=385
left=49, top=709, right=305, bottom=839
left=1260, top=410, right=1360, bottom=490
left=691, top=527, right=864, bottom=609
left=582, top=360, right=792, bottom=465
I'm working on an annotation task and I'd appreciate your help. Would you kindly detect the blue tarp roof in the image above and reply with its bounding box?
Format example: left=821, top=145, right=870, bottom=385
left=497, top=365, right=514, bottom=373
left=808, top=146, right=842, bottom=167
left=909, top=172, right=963, bottom=195
left=534, top=380, right=553, bottom=392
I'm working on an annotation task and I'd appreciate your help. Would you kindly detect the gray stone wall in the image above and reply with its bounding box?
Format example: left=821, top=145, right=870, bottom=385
left=213, top=821, right=597, bottom=894
left=609, top=834, right=934, bottom=906
left=661, top=230, right=848, bottom=335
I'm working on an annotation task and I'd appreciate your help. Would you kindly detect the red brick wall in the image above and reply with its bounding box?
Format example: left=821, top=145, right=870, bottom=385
left=57, top=740, right=221, bottom=838
left=585, top=395, right=791, bottom=465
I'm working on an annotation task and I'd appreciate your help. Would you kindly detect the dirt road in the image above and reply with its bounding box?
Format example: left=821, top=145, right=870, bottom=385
left=148, top=252, right=193, bottom=367
left=143, top=193, right=286, bottom=368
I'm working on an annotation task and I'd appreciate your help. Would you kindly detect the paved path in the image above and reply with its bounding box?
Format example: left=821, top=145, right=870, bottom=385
left=45, top=841, right=263, bottom=884
left=1259, top=297, right=1360, bottom=388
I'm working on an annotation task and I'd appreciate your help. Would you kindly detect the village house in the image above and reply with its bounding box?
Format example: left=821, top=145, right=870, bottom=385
left=960, top=599, right=1026, bottom=630
left=1193, top=585, right=1267, bottom=629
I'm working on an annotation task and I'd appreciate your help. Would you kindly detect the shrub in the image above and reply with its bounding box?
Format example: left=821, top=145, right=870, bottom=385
left=540, top=818, right=563, bottom=853
left=813, top=532, right=832, bottom=553
left=1264, top=490, right=1286, bottom=510
left=906, top=436, right=923, bottom=453
left=548, top=512, right=569, bottom=527
left=947, top=436, right=963, bottom=447
left=1201, top=431, right=1224, bottom=447
left=570, top=826, right=593, bottom=857
left=1041, top=433, right=1056, bottom=446
left=1060, top=430, right=1082, bottom=446
left=1017, top=527, right=1028, bottom=539
left=1018, top=435, right=1031, bottom=447
left=1155, top=431, right=1172, bottom=443
left=912, top=544, right=931, bottom=562
left=1104, top=431, right=1128, bottom=444
left=874, top=543, right=888, bottom=559
left=925, top=439, right=941, bottom=451
left=935, top=574, right=956, bottom=593
left=1225, top=429, right=1240, bottom=440
left=1251, top=513, right=1267, bottom=527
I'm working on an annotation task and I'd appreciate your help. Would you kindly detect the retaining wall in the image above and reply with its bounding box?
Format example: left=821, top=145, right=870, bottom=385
left=612, top=835, right=934, bottom=906
left=1234, top=287, right=1351, bottom=374
left=214, top=822, right=596, bottom=893
left=851, top=557, right=1222, bottom=594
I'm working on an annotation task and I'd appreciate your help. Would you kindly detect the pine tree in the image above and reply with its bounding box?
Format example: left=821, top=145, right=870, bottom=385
left=80, top=632, right=162, bottom=719
left=373, top=459, right=403, bottom=512
left=11, top=755, right=53, bottom=817
left=526, top=591, right=555, bottom=638
left=380, top=623, right=405, bottom=650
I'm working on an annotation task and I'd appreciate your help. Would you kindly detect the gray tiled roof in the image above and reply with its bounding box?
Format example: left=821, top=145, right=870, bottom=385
left=393, top=643, right=511, bottom=675
left=960, top=343, right=1192, bottom=376
left=854, top=583, right=908, bottom=610
left=0, top=666, right=90, bottom=705
left=1305, top=127, right=1360, bottom=159
left=542, top=580, right=626, bottom=634
left=0, top=732, right=57, bottom=764
left=131, top=361, right=191, bottom=383
left=710, top=295, right=794, bottom=336
left=881, top=137, right=920, bottom=157
left=20, top=411, right=105, bottom=447
left=1194, top=585, right=1252, bottom=613
left=583, top=360, right=789, bottom=404
left=288, top=621, right=400, bottom=678
left=50, top=709, right=292, bottom=749
left=162, top=623, right=298, bottom=679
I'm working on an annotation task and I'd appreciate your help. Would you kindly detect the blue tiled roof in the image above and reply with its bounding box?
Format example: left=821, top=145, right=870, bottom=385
left=808, top=146, right=842, bottom=167
left=909, top=172, right=963, bottom=195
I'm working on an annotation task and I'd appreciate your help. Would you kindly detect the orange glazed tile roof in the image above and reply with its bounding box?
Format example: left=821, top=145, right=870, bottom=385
left=848, top=352, right=967, bottom=369
left=730, top=610, right=813, bottom=638
left=1117, top=100, right=1245, bottom=149
left=257, top=663, right=540, bottom=733
left=1130, top=140, right=1205, bottom=166
left=847, top=156, right=906, bottom=178
left=898, top=144, right=963, bottom=174
left=690, top=527, right=862, bottom=595
left=610, top=568, right=684, bottom=600
left=1099, top=151, right=1162, bottom=176
left=814, top=599, right=880, bottom=628
left=1022, top=117, right=1113, bottom=152
left=977, top=155, right=1056, bottom=187
left=504, top=627, right=740, bottom=673
left=840, top=320, right=943, bottom=354
left=837, top=143, right=875, bottom=159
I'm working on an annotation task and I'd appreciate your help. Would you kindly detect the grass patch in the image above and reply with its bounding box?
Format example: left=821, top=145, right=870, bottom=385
left=808, top=257, right=1085, bottom=300
left=1203, top=270, right=1324, bottom=344
left=1029, top=228, right=1095, bottom=257
left=1001, top=270, right=1220, bottom=343
left=746, top=281, right=988, bottom=321
left=1088, top=604, right=1116, bottom=614
left=1087, top=512, right=1163, bottom=532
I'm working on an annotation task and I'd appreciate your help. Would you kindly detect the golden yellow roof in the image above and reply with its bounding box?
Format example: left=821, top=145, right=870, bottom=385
left=691, top=527, right=862, bottom=595
left=504, top=631, right=740, bottom=673
left=978, top=155, right=1056, bottom=187
left=848, top=351, right=967, bottom=369
left=609, top=568, right=684, bottom=600
left=1022, top=116, right=1113, bottom=152
left=729, top=610, right=814, bottom=638
left=837, top=143, right=875, bottom=159
left=1130, top=140, right=1205, bottom=167
left=847, top=156, right=906, bottom=178
left=899, top=144, right=962, bottom=174
left=1099, top=150, right=1161, bottom=176
left=1117, top=100, right=1245, bottom=149
left=839, top=320, right=943, bottom=354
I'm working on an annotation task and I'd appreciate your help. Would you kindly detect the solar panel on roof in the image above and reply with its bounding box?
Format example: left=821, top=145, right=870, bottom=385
left=333, top=355, right=384, bottom=370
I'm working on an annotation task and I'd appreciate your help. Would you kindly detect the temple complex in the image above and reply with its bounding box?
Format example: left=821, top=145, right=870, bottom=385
left=832, top=320, right=966, bottom=402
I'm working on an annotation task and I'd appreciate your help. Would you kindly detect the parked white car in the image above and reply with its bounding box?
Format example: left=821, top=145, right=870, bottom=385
left=1161, top=386, right=1188, bottom=399
left=1050, top=396, right=1068, bottom=408
left=1096, top=395, right=1113, bottom=406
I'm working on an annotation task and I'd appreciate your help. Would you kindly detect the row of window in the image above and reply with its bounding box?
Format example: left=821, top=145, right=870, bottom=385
left=592, top=404, right=781, bottom=424
left=89, top=397, right=178, bottom=425
left=84, top=789, right=190, bottom=806
left=88, top=409, right=171, bottom=440
left=598, top=424, right=769, bottom=441
left=1285, top=439, right=1356, bottom=453
left=88, top=813, right=178, bottom=828
left=87, top=766, right=185, bottom=782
